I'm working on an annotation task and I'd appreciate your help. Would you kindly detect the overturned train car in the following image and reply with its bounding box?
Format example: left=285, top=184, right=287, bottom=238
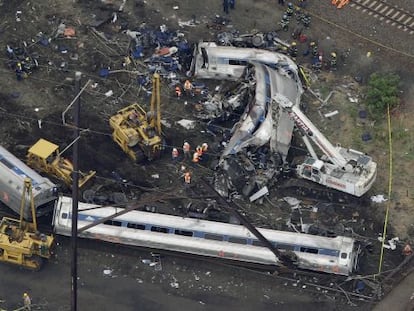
left=0, top=145, right=58, bottom=220
left=191, top=42, right=303, bottom=161
left=53, top=196, right=360, bottom=276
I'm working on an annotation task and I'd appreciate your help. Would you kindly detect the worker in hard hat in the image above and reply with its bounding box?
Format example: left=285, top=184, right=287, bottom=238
left=23, top=293, right=31, bottom=310
left=171, top=148, right=179, bottom=162
left=183, top=141, right=191, bottom=161
left=286, top=3, right=294, bottom=17
left=309, top=41, right=318, bottom=57
left=183, top=79, right=193, bottom=97
left=175, top=84, right=182, bottom=98
left=330, top=52, right=337, bottom=70
left=192, top=150, right=200, bottom=163
left=184, top=171, right=191, bottom=185
left=280, top=14, right=289, bottom=31
left=200, top=143, right=209, bottom=162
left=288, top=41, right=298, bottom=59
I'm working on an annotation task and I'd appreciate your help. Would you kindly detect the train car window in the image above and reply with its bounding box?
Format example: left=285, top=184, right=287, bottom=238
left=150, top=226, right=169, bottom=233
left=228, top=237, right=247, bottom=245
left=252, top=240, right=265, bottom=247
left=174, top=229, right=193, bottom=237
left=319, top=249, right=340, bottom=257
left=61, top=212, right=68, bottom=219
left=300, top=247, right=318, bottom=254
left=229, top=59, right=248, bottom=66
left=104, top=220, right=122, bottom=227
left=0, top=158, right=14, bottom=169
left=341, top=252, right=348, bottom=259
left=127, top=223, right=145, bottom=230
left=204, top=233, right=223, bottom=241
left=277, top=243, right=295, bottom=251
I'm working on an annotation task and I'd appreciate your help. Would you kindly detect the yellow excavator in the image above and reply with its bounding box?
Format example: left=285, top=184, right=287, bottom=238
left=0, top=178, right=54, bottom=270
left=109, top=73, right=164, bottom=162
left=26, top=138, right=96, bottom=188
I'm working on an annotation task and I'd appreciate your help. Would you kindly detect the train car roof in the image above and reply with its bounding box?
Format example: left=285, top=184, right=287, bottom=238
left=57, top=197, right=354, bottom=252
left=0, top=145, right=55, bottom=188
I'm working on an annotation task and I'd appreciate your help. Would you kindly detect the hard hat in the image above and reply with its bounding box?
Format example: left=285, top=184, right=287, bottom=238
left=288, top=3, right=293, bottom=8
left=283, top=14, right=288, bottom=19
left=173, top=148, right=178, bottom=152
left=23, top=293, right=28, bottom=297
left=310, top=41, right=315, bottom=46
left=291, top=41, right=297, bottom=46
left=331, top=52, right=337, bottom=58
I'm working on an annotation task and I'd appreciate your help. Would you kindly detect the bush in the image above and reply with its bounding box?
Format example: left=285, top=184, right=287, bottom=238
left=365, top=72, right=400, bottom=119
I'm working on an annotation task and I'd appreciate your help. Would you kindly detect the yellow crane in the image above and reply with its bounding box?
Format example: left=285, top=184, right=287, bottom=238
left=0, top=178, right=54, bottom=270
left=109, top=73, right=164, bottom=162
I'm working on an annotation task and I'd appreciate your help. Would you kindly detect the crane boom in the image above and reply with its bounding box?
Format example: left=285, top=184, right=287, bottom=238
left=273, top=93, right=348, bottom=169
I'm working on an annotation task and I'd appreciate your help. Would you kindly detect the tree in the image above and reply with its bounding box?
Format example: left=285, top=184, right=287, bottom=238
left=365, top=72, right=400, bottom=118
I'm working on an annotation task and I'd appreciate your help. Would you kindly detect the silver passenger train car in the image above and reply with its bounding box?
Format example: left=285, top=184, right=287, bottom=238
left=53, top=196, right=360, bottom=276
left=0, top=145, right=58, bottom=219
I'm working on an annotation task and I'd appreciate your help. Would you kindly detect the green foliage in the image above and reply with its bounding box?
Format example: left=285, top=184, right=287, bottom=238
left=365, top=73, right=400, bottom=119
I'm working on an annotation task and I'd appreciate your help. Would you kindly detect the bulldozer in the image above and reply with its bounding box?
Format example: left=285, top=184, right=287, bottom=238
left=26, top=138, right=96, bottom=188
left=109, top=73, right=164, bottom=162
left=0, top=178, right=54, bottom=270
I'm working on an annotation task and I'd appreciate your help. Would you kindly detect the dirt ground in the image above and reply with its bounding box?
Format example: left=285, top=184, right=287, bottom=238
left=0, top=0, right=414, bottom=310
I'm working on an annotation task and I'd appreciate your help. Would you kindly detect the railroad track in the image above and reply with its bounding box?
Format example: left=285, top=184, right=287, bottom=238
left=349, top=0, right=414, bottom=35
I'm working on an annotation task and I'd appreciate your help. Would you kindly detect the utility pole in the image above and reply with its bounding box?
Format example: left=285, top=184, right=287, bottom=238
left=71, top=71, right=82, bottom=311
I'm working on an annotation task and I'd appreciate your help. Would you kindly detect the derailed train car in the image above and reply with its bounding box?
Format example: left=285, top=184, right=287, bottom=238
left=53, top=196, right=360, bottom=276
left=0, top=145, right=57, bottom=219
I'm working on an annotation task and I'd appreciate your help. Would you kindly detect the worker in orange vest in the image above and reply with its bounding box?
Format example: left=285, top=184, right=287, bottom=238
left=196, top=145, right=203, bottom=157
left=331, top=0, right=340, bottom=5
left=337, top=0, right=349, bottom=9
left=183, top=141, right=191, bottom=160
left=184, top=171, right=191, bottom=184
left=175, top=85, right=182, bottom=98
left=172, top=148, right=179, bottom=161
left=192, top=151, right=199, bottom=163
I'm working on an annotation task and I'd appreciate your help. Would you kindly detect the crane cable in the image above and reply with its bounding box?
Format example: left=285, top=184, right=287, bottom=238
left=377, top=103, right=393, bottom=275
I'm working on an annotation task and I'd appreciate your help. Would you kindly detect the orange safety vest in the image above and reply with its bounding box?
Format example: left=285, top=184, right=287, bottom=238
left=196, top=146, right=203, bottom=156
left=184, top=172, right=191, bottom=184
left=175, top=86, right=182, bottom=97
left=192, top=152, right=199, bottom=163
left=337, top=0, right=349, bottom=8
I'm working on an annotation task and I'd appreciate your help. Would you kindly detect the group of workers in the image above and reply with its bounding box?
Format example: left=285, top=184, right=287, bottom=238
left=286, top=39, right=337, bottom=71
left=171, top=141, right=210, bottom=184
left=175, top=79, right=196, bottom=98
left=172, top=141, right=209, bottom=163
left=280, top=3, right=311, bottom=32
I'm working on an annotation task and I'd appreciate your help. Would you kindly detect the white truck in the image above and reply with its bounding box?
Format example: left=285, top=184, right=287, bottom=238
left=273, top=93, right=377, bottom=197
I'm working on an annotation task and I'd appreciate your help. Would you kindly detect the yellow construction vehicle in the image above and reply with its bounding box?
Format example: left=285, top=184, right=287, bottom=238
left=109, top=73, right=164, bottom=162
left=26, top=138, right=96, bottom=188
left=0, top=178, right=54, bottom=270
